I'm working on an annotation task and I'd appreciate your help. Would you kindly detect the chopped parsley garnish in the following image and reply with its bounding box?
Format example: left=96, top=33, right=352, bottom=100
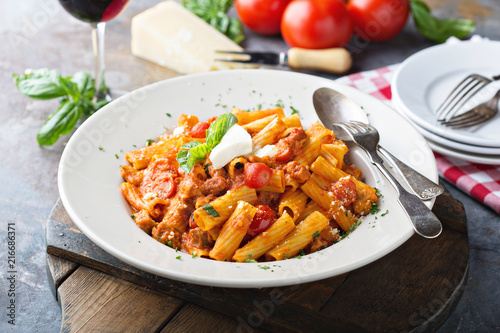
left=202, top=204, right=220, bottom=217
left=244, top=259, right=257, bottom=263
left=166, top=113, right=171, bottom=117
left=312, top=231, right=320, bottom=239
left=381, top=210, right=389, bottom=216
left=176, top=255, right=181, bottom=260
left=146, top=139, right=155, bottom=146
left=290, top=106, right=300, bottom=115
left=369, top=202, right=380, bottom=215
left=166, top=241, right=173, bottom=248
left=204, top=163, right=211, bottom=174
left=115, top=154, right=119, bottom=159
left=192, top=253, right=198, bottom=258
left=258, top=265, right=271, bottom=270
left=130, top=214, right=135, bottom=220
left=99, top=146, right=104, bottom=151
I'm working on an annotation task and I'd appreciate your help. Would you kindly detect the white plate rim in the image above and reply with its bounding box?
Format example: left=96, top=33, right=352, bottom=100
left=392, top=40, right=500, bottom=148
left=392, top=97, right=500, bottom=155
left=58, top=69, right=438, bottom=288
left=427, top=139, right=500, bottom=165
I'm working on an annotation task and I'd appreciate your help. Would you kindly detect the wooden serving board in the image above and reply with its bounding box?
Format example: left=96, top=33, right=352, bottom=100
left=46, top=188, right=469, bottom=333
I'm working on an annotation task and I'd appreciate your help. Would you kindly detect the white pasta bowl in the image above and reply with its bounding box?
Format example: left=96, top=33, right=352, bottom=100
left=58, top=69, right=437, bottom=288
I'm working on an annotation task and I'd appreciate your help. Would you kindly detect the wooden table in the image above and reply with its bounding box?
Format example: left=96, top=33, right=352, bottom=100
left=1, top=0, right=500, bottom=332
left=46, top=190, right=469, bottom=332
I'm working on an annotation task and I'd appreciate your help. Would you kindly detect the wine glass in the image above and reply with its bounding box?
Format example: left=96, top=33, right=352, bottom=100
left=58, top=0, right=131, bottom=101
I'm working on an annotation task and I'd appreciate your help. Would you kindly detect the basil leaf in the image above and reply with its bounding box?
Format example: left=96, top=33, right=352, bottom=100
left=206, top=113, right=238, bottom=149
left=59, top=76, right=80, bottom=101
left=182, top=0, right=244, bottom=43
left=177, top=140, right=203, bottom=173
left=202, top=204, right=220, bottom=217
left=227, top=17, right=245, bottom=44
left=187, top=143, right=211, bottom=170
left=13, top=69, right=67, bottom=100
left=410, top=0, right=475, bottom=43
left=37, top=99, right=83, bottom=146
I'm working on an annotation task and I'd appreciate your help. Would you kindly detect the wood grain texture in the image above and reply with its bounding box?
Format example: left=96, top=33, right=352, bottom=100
left=47, top=191, right=469, bottom=332
left=46, top=254, right=78, bottom=300
left=161, top=303, right=265, bottom=333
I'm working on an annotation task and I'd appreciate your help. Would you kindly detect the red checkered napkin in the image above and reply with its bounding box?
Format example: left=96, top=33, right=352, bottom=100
left=336, top=65, right=500, bottom=214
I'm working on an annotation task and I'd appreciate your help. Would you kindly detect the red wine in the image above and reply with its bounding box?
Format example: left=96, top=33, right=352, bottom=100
left=59, top=0, right=130, bottom=23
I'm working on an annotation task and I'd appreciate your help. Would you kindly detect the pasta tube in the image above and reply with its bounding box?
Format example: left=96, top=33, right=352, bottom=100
left=192, top=186, right=258, bottom=231
left=209, top=201, right=257, bottom=261
left=265, top=211, right=329, bottom=261
left=278, top=188, right=308, bottom=222
left=233, top=212, right=295, bottom=262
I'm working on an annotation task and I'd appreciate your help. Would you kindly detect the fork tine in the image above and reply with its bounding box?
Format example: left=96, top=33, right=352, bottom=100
left=436, top=78, right=487, bottom=120
left=435, top=74, right=490, bottom=118
left=441, top=112, right=483, bottom=127
left=435, top=75, right=476, bottom=116
left=215, top=50, right=247, bottom=55
left=214, top=58, right=253, bottom=64
left=439, top=81, right=488, bottom=121
left=215, top=50, right=279, bottom=65
left=440, top=108, right=477, bottom=123
left=344, top=122, right=362, bottom=133
left=443, top=115, right=489, bottom=128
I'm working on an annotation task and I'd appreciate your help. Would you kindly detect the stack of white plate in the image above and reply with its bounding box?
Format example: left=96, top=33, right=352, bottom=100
left=392, top=40, right=500, bottom=165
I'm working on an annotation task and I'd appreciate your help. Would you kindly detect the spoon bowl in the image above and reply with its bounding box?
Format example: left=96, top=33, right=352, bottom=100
left=313, top=87, right=369, bottom=124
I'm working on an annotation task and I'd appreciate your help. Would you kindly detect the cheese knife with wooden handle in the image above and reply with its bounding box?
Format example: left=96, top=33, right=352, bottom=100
left=216, top=47, right=352, bottom=75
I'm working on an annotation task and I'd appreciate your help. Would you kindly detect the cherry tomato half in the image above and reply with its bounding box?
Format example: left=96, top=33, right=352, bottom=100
left=347, top=0, right=410, bottom=42
left=235, top=0, right=291, bottom=35
left=190, top=121, right=210, bottom=138
left=244, top=163, right=272, bottom=189
left=248, top=204, right=276, bottom=236
left=281, top=0, right=353, bottom=49
left=189, top=215, right=198, bottom=229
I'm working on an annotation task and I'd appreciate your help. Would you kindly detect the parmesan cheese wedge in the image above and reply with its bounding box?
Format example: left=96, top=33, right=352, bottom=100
left=131, top=1, right=256, bottom=74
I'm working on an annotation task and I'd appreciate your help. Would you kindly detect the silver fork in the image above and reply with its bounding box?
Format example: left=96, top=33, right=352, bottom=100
left=331, top=121, right=443, bottom=239
left=440, top=89, right=500, bottom=128
left=435, top=73, right=500, bottom=121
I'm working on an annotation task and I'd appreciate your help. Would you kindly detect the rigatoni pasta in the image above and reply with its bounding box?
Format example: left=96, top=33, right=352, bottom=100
left=120, top=106, right=378, bottom=262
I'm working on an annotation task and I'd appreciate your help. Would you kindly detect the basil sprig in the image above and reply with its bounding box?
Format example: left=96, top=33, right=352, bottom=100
left=182, top=0, right=244, bottom=44
left=176, top=113, right=238, bottom=173
left=13, top=69, right=108, bottom=145
left=410, top=0, right=476, bottom=43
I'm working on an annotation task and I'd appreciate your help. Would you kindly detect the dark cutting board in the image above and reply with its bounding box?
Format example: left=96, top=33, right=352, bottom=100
left=46, top=188, right=469, bottom=332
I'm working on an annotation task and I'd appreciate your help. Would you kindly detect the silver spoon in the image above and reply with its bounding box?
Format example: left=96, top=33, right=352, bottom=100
left=313, top=87, right=444, bottom=200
